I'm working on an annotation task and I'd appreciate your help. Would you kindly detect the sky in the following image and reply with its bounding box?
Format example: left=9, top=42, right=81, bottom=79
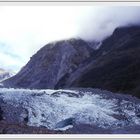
left=0, top=6, right=140, bottom=73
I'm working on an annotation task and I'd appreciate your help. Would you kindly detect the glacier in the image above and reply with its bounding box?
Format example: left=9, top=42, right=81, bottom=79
left=0, top=88, right=140, bottom=131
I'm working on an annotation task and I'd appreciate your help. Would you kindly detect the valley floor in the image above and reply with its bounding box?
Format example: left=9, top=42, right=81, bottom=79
left=1, top=121, right=140, bottom=134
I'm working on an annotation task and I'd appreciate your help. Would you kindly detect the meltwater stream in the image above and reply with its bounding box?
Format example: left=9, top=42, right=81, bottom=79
left=0, top=88, right=140, bottom=131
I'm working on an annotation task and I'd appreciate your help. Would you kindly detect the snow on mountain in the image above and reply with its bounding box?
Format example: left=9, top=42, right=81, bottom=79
left=87, top=41, right=102, bottom=50
left=0, top=68, right=14, bottom=82
left=0, top=88, right=140, bottom=131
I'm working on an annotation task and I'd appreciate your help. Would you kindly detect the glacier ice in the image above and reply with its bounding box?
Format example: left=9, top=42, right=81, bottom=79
left=0, top=88, right=140, bottom=130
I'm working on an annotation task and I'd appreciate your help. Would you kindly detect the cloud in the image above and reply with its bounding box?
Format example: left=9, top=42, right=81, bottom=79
left=0, top=43, right=25, bottom=72
left=0, top=6, right=140, bottom=72
left=77, top=6, right=140, bottom=41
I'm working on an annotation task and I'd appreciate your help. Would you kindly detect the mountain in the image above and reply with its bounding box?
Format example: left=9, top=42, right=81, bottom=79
left=0, top=68, right=14, bottom=82
left=66, top=26, right=140, bottom=98
left=3, top=39, right=97, bottom=89
left=3, top=26, right=140, bottom=98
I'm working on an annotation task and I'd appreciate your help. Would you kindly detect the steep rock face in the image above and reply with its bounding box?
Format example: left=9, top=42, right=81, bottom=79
left=3, top=39, right=95, bottom=89
left=67, top=26, right=140, bottom=98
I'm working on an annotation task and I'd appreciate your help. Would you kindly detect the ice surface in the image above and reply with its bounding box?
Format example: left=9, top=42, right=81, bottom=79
left=0, top=88, right=140, bottom=130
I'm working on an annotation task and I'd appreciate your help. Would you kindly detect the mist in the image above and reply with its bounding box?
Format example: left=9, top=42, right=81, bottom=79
left=77, top=6, right=140, bottom=41
left=0, top=6, right=140, bottom=72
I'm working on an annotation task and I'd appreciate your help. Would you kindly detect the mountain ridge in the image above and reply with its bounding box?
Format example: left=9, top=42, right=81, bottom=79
left=3, top=25, right=140, bottom=98
left=3, top=38, right=97, bottom=89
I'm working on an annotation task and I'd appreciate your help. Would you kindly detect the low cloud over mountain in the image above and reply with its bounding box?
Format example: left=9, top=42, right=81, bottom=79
left=0, top=6, right=140, bottom=71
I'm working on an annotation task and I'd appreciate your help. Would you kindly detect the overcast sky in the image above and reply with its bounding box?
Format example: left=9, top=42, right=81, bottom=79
left=0, top=6, right=140, bottom=72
